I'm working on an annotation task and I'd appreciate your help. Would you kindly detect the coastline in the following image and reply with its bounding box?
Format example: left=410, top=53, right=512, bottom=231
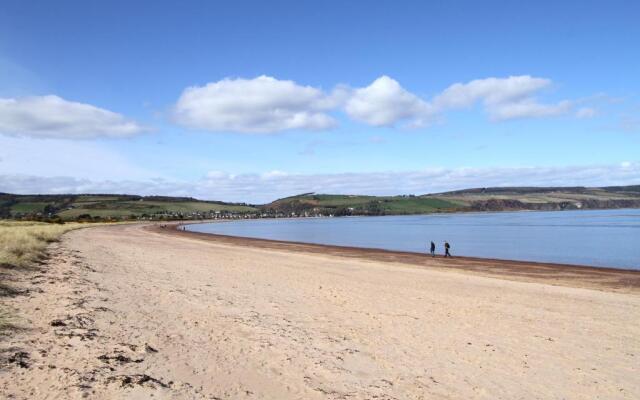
left=156, top=222, right=640, bottom=293
left=1, top=223, right=639, bottom=398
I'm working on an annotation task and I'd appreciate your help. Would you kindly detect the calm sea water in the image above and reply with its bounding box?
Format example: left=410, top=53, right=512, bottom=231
left=187, top=209, right=640, bottom=270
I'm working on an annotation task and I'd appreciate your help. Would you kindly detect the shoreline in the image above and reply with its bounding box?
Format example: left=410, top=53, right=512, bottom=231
left=2, top=223, right=639, bottom=398
left=153, top=222, right=640, bottom=293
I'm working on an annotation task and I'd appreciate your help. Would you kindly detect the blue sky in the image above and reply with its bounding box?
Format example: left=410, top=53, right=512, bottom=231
left=1, top=1, right=639, bottom=202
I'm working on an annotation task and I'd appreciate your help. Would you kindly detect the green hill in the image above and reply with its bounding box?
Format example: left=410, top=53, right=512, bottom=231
left=264, top=185, right=640, bottom=216
left=2, top=185, right=639, bottom=221
left=430, top=185, right=640, bottom=211
left=0, top=194, right=258, bottom=221
left=263, top=193, right=460, bottom=216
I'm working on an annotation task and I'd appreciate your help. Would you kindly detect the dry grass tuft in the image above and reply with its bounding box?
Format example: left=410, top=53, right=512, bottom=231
left=0, top=307, right=18, bottom=335
left=0, top=221, right=86, bottom=269
left=0, top=220, right=109, bottom=335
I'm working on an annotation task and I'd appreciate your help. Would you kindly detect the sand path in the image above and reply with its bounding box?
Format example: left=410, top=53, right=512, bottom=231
left=1, top=223, right=639, bottom=399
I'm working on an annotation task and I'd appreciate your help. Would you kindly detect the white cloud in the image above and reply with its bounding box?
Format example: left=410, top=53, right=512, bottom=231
left=0, top=75, right=593, bottom=139
left=576, top=107, right=597, bottom=119
left=343, top=75, right=574, bottom=126
left=433, top=76, right=572, bottom=121
left=488, top=99, right=572, bottom=120
left=173, top=76, right=338, bottom=133
left=434, top=76, right=550, bottom=108
left=171, top=74, right=590, bottom=132
left=0, top=95, right=147, bottom=139
left=343, top=75, right=433, bottom=127
left=2, top=163, right=638, bottom=204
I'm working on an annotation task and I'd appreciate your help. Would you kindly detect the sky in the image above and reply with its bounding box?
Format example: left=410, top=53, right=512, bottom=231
left=1, top=0, right=639, bottom=203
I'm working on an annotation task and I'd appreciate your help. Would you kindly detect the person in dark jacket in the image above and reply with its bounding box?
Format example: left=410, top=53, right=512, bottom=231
left=444, top=241, right=451, bottom=257
left=429, top=241, right=436, bottom=257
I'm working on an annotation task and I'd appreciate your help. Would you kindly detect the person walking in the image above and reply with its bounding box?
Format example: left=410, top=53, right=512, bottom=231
left=429, top=241, right=436, bottom=257
left=444, top=241, right=451, bottom=257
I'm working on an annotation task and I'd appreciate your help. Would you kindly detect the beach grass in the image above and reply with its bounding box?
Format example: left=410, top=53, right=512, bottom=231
left=0, top=221, right=87, bottom=269
left=0, top=220, right=95, bottom=334
left=0, top=306, right=17, bottom=335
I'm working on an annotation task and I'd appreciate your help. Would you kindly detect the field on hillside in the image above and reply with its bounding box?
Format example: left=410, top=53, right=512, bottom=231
left=266, top=186, right=640, bottom=215
left=56, top=199, right=257, bottom=219
left=2, top=185, right=640, bottom=220
left=268, top=194, right=460, bottom=215
left=434, top=187, right=640, bottom=205
left=1, top=194, right=258, bottom=221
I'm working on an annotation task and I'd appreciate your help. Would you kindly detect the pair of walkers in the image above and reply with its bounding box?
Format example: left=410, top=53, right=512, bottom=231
left=429, top=241, right=451, bottom=257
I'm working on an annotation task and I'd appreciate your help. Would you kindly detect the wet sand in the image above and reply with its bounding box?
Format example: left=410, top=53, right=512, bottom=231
left=164, top=223, right=640, bottom=294
left=1, top=222, right=639, bottom=399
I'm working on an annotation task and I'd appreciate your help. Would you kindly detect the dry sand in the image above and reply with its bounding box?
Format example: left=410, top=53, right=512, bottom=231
left=1, top=222, right=639, bottom=399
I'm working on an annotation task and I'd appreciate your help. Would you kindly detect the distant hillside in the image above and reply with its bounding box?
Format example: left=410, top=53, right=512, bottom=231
left=262, top=193, right=460, bottom=216
left=264, top=185, right=640, bottom=216
left=433, top=185, right=640, bottom=196
left=0, top=193, right=258, bottom=221
left=2, top=185, right=640, bottom=221
left=431, top=185, right=640, bottom=212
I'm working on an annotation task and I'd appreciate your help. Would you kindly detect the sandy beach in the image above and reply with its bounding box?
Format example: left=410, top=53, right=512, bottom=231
left=1, top=222, right=639, bottom=399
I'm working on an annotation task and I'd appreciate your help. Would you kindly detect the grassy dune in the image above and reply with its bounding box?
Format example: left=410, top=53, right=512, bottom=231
left=0, top=221, right=86, bottom=268
left=0, top=221, right=92, bottom=332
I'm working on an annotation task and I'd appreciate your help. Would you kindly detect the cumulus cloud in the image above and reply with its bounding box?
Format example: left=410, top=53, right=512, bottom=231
left=2, top=163, right=638, bottom=204
left=433, top=76, right=572, bottom=120
left=434, top=76, right=550, bottom=108
left=343, top=75, right=434, bottom=127
left=0, top=95, right=147, bottom=139
left=171, top=75, right=583, bottom=132
left=343, top=75, right=574, bottom=126
left=173, top=76, right=338, bottom=133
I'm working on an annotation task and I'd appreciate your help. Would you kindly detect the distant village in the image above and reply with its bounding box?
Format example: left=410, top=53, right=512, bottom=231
left=6, top=207, right=358, bottom=223
left=132, top=208, right=352, bottom=221
left=1, top=191, right=387, bottom=222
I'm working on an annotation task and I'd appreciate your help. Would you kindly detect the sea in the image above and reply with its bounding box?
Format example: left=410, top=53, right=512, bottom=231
left=186, top=209, right=640, bottom=270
